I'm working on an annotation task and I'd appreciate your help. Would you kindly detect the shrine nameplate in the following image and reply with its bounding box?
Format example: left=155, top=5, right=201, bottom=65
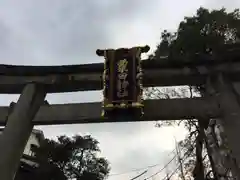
left=96, top=45, right=150, bottom=119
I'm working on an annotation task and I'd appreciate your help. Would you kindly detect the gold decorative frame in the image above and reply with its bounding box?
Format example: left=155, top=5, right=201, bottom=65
left=98, top=46, right=149, bottom=118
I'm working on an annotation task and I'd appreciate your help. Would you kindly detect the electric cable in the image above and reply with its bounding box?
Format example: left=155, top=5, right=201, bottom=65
left=109, top=149, right=176, bottom=177
left=143, top=155, right=177, bottom=180
left=144, top=143, right=195, bottom=180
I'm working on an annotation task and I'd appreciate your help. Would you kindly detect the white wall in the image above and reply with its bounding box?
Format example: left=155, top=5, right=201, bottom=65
left=23, top=132, right=40, bottom=156
left=0, top=129, right=41, bottom=157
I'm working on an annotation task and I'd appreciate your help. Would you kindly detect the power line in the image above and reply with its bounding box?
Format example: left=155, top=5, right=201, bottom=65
left=144, top=159, right=179, bottom=180
left=144, top=143, right=195, bottom=180
left=130, top=170, right=148, bottom=180
left=108, top=142, right=186, bottom=178
left=108, top=162, right=165, bottom=177
left=162, top=164, right=181, bottom=180
left=144, top=154, right=177, bottom=180
left=109, top=149, right=177, bottom=177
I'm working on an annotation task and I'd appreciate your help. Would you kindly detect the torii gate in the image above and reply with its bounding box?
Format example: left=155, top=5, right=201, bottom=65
left=0, top=43, right=240, bottom=179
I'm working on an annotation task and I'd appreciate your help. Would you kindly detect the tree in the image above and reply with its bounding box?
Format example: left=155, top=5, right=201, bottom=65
left=32, top=135, right=110, bottom=180
left=149, top=7, right=240, bottom=179
left=155, top=7, right=240, bottom=61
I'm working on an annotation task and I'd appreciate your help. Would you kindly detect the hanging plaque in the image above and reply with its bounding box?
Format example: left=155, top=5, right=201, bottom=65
left=96, top=45, right=150, bottom=119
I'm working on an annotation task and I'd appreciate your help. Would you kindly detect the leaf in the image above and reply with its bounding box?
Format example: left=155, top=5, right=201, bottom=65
left=33, top=135, right=110, bottom=180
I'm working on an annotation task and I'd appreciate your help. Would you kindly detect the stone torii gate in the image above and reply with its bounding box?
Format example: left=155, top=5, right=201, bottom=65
left=0, top=43, right=240, bottom=179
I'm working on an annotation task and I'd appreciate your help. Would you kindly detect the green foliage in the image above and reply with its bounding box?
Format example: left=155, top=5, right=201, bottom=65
left=154, top=7, right=240, bottom=62
left=150, top=7, right=240, bottom=179
left=32, top=135, right=110, bottom=180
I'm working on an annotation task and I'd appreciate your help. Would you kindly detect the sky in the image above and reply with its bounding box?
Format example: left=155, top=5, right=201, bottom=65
left=0, top=0, right=239, bottom=179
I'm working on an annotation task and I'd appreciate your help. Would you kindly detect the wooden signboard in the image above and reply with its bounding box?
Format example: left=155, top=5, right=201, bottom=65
left=96, top=45, right=150, bottom=119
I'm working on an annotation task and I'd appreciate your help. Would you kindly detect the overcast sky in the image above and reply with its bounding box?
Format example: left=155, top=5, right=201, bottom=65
left=0, top=0, right=239, bottom=179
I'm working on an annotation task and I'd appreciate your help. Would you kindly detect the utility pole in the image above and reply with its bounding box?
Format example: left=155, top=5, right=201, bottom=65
left=175, top=138, right=186, bottom=180
left=165, top=165, right=170, bottom=180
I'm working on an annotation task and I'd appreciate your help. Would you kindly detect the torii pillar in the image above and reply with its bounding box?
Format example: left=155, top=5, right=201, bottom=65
left=209, top=74, right=240, bottom=179
left=0, top=84, right=46, bottom=180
